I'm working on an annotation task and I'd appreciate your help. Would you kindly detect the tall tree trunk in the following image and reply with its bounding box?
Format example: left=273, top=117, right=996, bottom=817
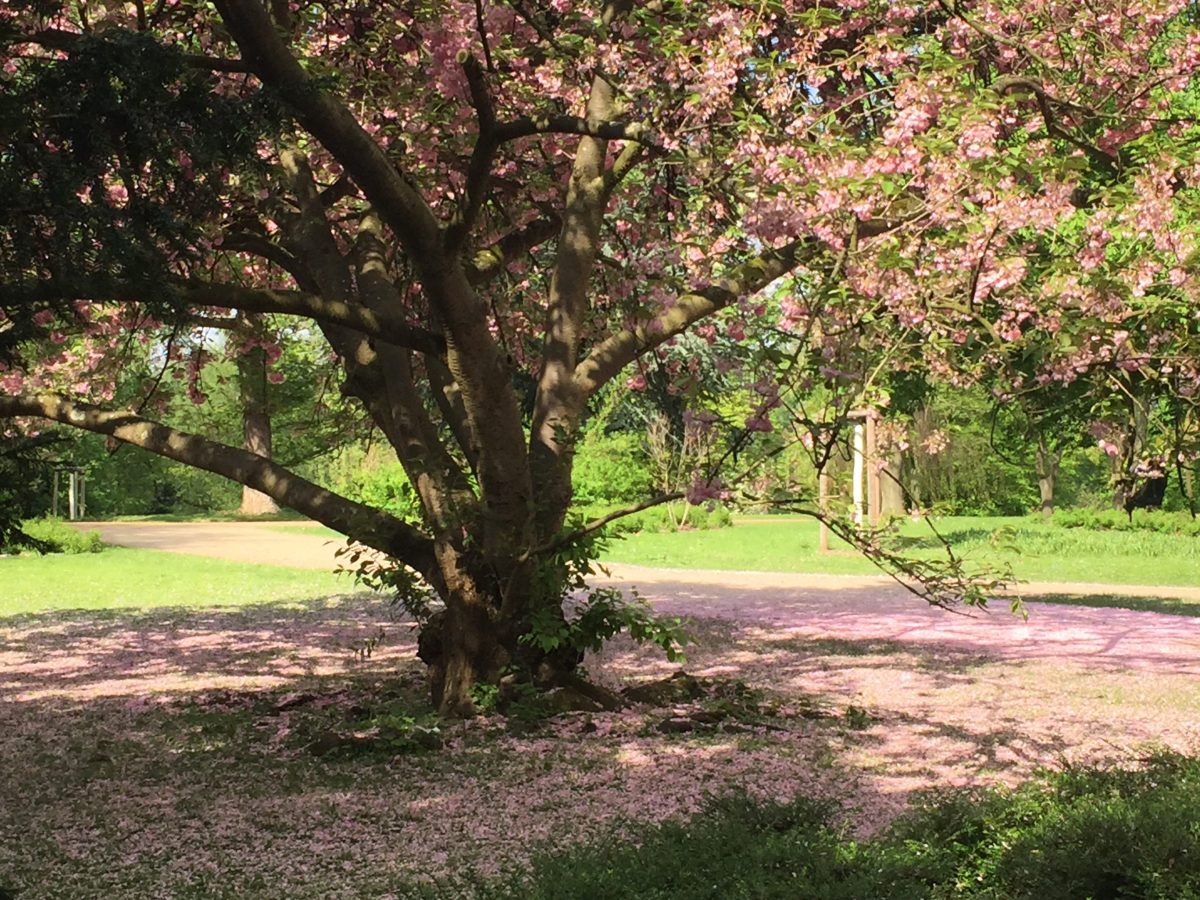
left=1035, top=435, right=1059, bottom=517
left=416, top=541, right=580, bottom=716
left=879, top=450, right=906, bottom=517
left=238, top=346, right=279, bottom=516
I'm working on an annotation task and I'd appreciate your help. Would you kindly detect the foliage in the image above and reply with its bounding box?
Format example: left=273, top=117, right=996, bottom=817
left=0, top=432, right=59, bottom=549
left=527, top=524, right=687, bottom=663
left=888, top=753, right=1200, bottom=899
left=7, top=518, right=103, bottom=555
left=604, top=502, right=733, bottom=535
left=1053, top=507, right=1200, bottom=535
left=571, top=431, right=654, bottom=509
left=333, top=461, right=424, bottom=524
left=64, top=432, right=239, bottom=517
left=525, top=585, right=687, bottom=663
left=339, top=547, right=438, bottom=625
left=0, top=29, right=281, bottom=350
left=476, top=754, right=1200, bottom=900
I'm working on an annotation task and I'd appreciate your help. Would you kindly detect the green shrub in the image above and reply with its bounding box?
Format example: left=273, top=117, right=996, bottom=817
left=572, top=432, right=654, bottom=507
left=7, top=518, right=104, bottom=554
left=609, top=501, right=733, bottom=534
left=889, top=753, right=1200, bottom=899
left=337, top=462, right=423, bottom=522
left=1053, top=507, right=1200, bottom=536
left=444, top=754, right=1200, bottom=900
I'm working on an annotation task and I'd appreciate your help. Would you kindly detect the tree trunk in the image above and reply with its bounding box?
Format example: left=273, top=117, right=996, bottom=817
left=416, top=541, right=580, bottom=716
left=1035, top=435, right=1059, bottom=517
left=238, top=346, right=279, bottom=516
left=879, top=450, right=906, bottom=517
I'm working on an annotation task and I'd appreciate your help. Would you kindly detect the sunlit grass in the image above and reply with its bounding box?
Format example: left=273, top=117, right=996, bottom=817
left=600, top=514, right=1200, bottom=587
left=0, top=547, right=354, bottom=617
left=268, top=513, right=1200, bottom=588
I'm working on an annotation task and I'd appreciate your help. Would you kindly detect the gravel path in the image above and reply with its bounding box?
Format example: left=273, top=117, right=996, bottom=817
left=599, top=563, right=1200, bottom=677
left=75, top=520, right=347, bottom=569
left=76, top=520, right=1200, bottom=689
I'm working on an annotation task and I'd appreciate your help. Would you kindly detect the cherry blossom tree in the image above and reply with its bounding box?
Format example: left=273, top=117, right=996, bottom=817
left=3, top=0, right=1200, bottom=712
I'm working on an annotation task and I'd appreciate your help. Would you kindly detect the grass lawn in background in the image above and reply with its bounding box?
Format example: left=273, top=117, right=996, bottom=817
left=0, top=547, right=354, bottom=617
left=599, top=514, right=1200, bottom=588
left=273, top=515, right=1200, bottom=587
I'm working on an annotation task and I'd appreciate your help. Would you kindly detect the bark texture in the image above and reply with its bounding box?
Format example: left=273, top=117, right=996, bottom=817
left=237, top=344, right=279, bottom=517
left=1035, top=435, right=1060, bottom=517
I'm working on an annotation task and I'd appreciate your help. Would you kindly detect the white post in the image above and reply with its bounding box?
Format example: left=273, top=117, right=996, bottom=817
left=852, top=422, right=865, bottom=525
left=68, top=471, right=78, bottom=521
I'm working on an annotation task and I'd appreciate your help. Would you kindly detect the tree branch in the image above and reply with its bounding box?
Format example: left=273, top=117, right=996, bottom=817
left=0, top=393, right=437, bottom=573
left=602, top=140, right=646, bottom=199
left=494, top=115, right=657, bottom=145
left=992, top=76, right=1118, bottom=172
left=12, top=28, right=252, bottom=72
left=216, top=0, right=536, bottom=558
left=7, top=278, right=446, bottom=357
left=446, top=52, right=500, bottom=250
left=219, top=232, right=307, bottom=274
left=574, top=218, right=900, bottom=399
left=573, top=239, right=815, bottom=398
left=464, top=216, right=561, bottom=285
left=213, top=0, right=443, bottom=264
left=539, top=491, right=685, bottom=554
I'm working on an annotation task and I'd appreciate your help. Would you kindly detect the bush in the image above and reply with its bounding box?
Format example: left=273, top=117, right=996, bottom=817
left=448, top=754, right=1200, bottom=900
left=5, top=518, right=104, bottom=554
left=608, top=501, right=733, bottom=535
left=889, top=752, right=1200, bottom=899
left=336, top=462, right=423, bottom=522
left=572, top=432, right=654, bottom=507
left=1053, top=507, right=1200, bottom=536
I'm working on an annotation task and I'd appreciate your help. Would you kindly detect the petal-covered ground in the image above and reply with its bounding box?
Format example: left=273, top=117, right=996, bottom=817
left=2, top=570, right=1198, bottom=898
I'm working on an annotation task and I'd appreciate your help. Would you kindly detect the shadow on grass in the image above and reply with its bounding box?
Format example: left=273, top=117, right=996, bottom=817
left=891, top=527, right=1000, bottom=550
left=0, top=594, right=416, bottom=708
left=1, top=586, right=1193, bottom=897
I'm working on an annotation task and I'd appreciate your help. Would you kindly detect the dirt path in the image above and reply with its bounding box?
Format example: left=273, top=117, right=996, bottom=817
left=80, top=520, right=1200, bottom=601
left=598, top=563, right=1200, bottom=676
left=77, top=520, right=1200, bottom=679
left=75, top=520, right=350, bottom=569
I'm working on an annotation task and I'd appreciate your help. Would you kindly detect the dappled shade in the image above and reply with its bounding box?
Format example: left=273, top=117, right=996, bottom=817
left=2, top=579, right=1198, bottom=895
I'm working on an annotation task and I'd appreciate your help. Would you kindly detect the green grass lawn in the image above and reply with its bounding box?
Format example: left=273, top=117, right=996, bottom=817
left=6, top=519, right=1198, bottom=621
left=0, top=547, right=355, bottom=617
left=600, top=514, right=1200, bottom=588
left=271, top=513, right=1200, bottom=588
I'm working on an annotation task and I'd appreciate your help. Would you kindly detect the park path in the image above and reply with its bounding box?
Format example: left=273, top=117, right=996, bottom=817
left=598, top=563, right=1200, bottom=678
left=75, top=520, right=347, bottom=570
left=75, top=521, right=1200, bottom=673
left=79, top=519, right=1200, bottom=601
